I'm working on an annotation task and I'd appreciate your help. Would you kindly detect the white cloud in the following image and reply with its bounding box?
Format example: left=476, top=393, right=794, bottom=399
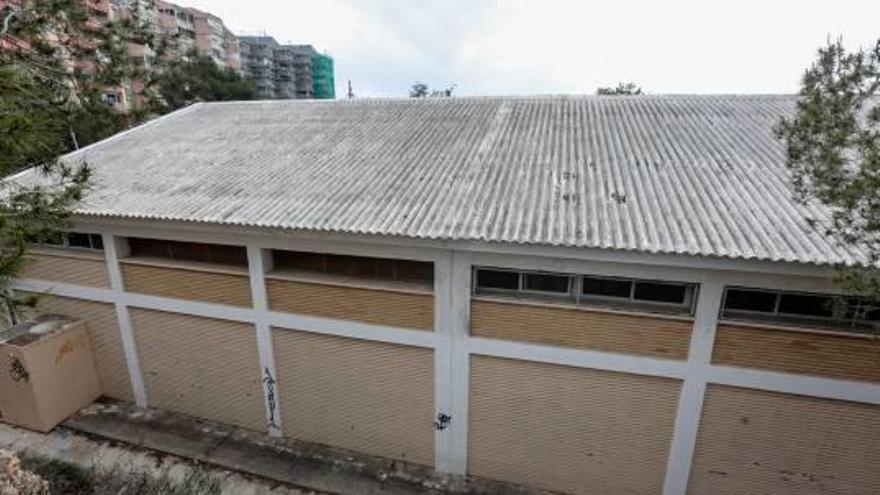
left=184, top=0, right=880, bottom=96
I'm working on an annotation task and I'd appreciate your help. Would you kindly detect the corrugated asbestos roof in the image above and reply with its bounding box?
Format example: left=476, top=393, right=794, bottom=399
left=22, top=95, right=868, bottom=266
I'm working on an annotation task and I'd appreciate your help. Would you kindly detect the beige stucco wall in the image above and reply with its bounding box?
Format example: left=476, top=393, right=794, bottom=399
left=688, top=385, right=880, bottom=495
left=131, top=308, right=265, bottom=431
left=468, top=355, right=682, bottom=494
left=122, top=262, right=252, bottom=307
left=713, top=323, right=880, bottom=382
left=21, top=250, right=109, bottom=288
left=22, top=293, right=131, bottom=401
left=471, top=298, right=693, bottom=359
left=267, top=278, right=434, bottom=330
left=272, top=328, right=435, bottom=466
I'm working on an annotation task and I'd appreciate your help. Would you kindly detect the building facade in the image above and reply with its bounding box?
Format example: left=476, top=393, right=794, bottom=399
left=113, top=0, right=240, bottom=109
left=239, top=36, right=334, bottom=99
left=11, top=96, right=880, bottom=495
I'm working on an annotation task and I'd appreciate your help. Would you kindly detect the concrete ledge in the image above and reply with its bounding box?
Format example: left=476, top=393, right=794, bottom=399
left=63, top=400, right=541, bottom=495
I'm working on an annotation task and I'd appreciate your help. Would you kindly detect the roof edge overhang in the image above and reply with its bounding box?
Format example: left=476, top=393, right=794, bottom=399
left=72, top=214, right=841, bottom=281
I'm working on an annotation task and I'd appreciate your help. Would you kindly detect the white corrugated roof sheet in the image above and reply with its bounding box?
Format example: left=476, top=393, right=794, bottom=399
left=25, top=95, right=867, bottom=266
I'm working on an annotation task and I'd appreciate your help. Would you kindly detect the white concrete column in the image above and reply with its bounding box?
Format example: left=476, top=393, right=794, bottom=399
left=247, top=245, right=283, bottom=437
left=663, top=280, right=724, bottom=495
left=102, top=233, right=147, bottom=407
left=433, top=252, right=471, bottom=475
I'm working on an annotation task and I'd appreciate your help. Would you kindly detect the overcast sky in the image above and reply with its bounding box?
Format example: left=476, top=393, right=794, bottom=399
left=184, top=0, right=880, bottom=97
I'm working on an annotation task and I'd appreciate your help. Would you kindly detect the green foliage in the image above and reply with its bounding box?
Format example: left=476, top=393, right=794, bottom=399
left=409, top=81, right=455, bottom=98
left=597, top=82, right=643, bottom=95
left=0, top=0, right=136, bottom=316
left=150, top=54, right=255, bottom=112
left=775, top=39, right=880, bottom=297
left=409, top=81, right=429, bottom=98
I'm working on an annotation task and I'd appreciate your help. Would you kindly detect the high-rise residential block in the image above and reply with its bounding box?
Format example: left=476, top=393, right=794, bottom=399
left=239, top=36, right=334, bottom=100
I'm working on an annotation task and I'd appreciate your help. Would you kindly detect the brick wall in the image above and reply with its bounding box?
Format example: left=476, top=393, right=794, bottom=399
left=267, top=278, right=434, bottom=330
left=468, top=356, right=681, bottom=494
left=122, top=262, right=252, bottom=307
left=713, top=323, right=880, bottom=382
left=689, top=385, right=880, bottom=495
left=471, top=298, right=692, bottom=359
left=21, top=250, right=109, bottom=288
left=131, top=308, right=265, bottom=431
left=272, top=328, right=435, bottom=466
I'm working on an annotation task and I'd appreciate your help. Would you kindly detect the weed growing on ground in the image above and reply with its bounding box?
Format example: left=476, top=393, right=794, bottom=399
left=20, top=455, right=221, bottom=495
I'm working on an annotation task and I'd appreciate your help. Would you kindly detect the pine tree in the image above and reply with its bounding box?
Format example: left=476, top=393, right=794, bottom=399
left=0, top=0, right=144, bottom=317
left=775, top=39, right=880, bottom=299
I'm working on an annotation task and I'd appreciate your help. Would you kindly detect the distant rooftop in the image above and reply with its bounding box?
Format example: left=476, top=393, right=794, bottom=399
left=21, top=95, right=867, bottom=266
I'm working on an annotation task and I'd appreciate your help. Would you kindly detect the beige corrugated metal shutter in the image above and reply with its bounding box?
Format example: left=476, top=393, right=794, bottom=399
left=122, top=263, right=252, bottom=307
left=131, top=308, right=265, bottom=431
left=471, top=299, right=692, bottom=359
left=267, top=279, right=434, bottom=330
left=23, top=293, right=132, bottom=401
left=713, top=324, right=880, bottom=382
left=272, top=328, right=434, bottom=466
left=688, top=385, right=880, bottom=495
left=22, top=252, right=109, bottom=287
left=469, top=356, right=681, bottom=494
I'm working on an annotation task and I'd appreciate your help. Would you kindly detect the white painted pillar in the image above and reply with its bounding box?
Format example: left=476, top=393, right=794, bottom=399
left=433, top=252, right=455, bottom=473
left=102, top=233, right=148, bottom=407
left=247, top=245, right=283, bottom=437
left=663, top=281, right=724, bottom=495
left=433, top=252, right=471, bottom=475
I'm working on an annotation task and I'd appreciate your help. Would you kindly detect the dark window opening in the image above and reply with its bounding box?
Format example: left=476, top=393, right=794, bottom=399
left=67, top=233, right=92, bottom=249
left=583, top=277, right=632, bottom=298
left=476, top=269, right=518, bottom=291
left=30, top=231, right=104, bottom=251
left=523, top=273, right=570, bottom=294
left=777, top=293, right=834, bottom=318
left=128, top=238, right=247, bottom=267
left=272, top=250, right=433, bottom=285
left=634, top=282, right=688, bottom=304
left=721, top=286, right=880, bottom=333
left=723, top=289, right=777, bottom=313
left=475, top=267, right=696, bottom=315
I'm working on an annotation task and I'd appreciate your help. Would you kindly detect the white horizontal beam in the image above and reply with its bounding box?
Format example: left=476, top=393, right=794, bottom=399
left=268, top=311, right=436, bottom=348
left=120, top=292, right=255, bottom=323
left=467, top=336, right=688, bottom=380
left=13, top=279, right=114, bottom=304
left=703, top=365, right=880, bottom=405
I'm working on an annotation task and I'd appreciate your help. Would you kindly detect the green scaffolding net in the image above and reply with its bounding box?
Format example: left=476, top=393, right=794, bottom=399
left=312, top=53, right=335, bottom=99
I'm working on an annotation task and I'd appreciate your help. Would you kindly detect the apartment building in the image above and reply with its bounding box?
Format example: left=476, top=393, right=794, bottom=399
left=239, top=36, right=334, bottom=99
left=11, top=96, right=880, bottom=495
left=156, top=0, right=196, bottom=58
left=189, top=7, right=239, bottom=70
left=113, top=0, right=240, bottom=109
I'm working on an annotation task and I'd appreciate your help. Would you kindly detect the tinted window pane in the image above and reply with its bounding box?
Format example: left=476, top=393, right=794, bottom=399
left=863, top=306, right=880, bottom=322
left=89, top=234, right=104, bottom=251
left=777, top=293, right=834, bottom=318
left=583, top=277, right=631, bottom=298
left=129, top=238, right=171, bottom=258
left=724, top=289, right=777, bottom=313
left=476, top=270, right=518, bottom=290
left=523, top=273, right=570, bottom=293
left=634, top=282, right=688, bottom=304
left=395, top=260, right=434, bottom=283
left=67, top=233, right=92, bottom=249
left=209, top=244, right=248, bottom=266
